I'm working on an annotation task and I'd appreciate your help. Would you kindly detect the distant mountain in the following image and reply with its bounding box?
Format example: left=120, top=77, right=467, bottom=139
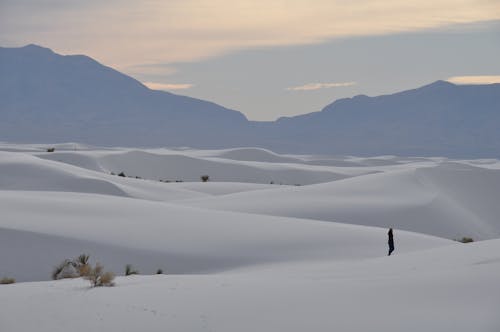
left=0, top=44, right=248, bottom=147
left=264, top=80, right=500, bottom=156
left=1, top=45, right=500, bottom=157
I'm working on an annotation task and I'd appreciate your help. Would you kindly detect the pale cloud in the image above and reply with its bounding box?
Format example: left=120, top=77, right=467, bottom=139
left=287, top=82, right=356, bottom=91
left=1, top=0, right=499, bottom=68
left=447, top=75, right=500, bottom=85
left=142, top=82, right=194, bottom=91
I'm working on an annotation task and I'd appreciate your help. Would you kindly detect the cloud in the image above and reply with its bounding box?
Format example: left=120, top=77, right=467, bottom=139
left=142, top=82, right=194, bottom=91
left=287, top=82, right=356, bottom=91
left=1, top=0, right=499, bottom=67
left=446, top=75, right=500, bottom=85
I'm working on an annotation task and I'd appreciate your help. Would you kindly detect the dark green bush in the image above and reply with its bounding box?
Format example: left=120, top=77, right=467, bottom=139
left=125, top=264, right=139, bottom=276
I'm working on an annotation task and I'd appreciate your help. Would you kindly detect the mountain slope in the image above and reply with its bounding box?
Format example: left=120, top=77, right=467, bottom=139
left=0, top=45, right=248, bottom=146
left=267, top=80, right=500, bottom=156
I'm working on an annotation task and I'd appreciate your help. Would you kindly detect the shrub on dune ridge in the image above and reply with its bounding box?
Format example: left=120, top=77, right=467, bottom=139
left=85, top=263, right=115, bottom=287
left=52, top=254, right=92, bottom=280
left=455, top=237, right=474, bottom=243
left=125, top=264, right=139, bottom=276
left=75, top=254, right=91, bottom=277
left=52, top=259, right=78, bottom=280
left=0, top=277, right=15, bottom=284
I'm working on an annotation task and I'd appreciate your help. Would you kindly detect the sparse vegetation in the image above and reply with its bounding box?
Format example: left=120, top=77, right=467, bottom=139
left=76, top=253, right=90, bottom=266
left=118, top=172, right=126, bottom=177
left=52, top=254, right=93, bottom=279
left=75, top=254, right=91, bottom=277
left=46, top=147, right=55, bottom=152
left=52, top=259, right=78, bottom=280
left=52, top=254, right=115, bottom=287
left=201, top=175, right=210, bottom=182
left=125, top=264, right=139, bottom=276
left=85, top=263, right=115, bottom=287
left=0, top=277, right=16, bottom=284
left=455, top=237, right=474, bottom=243
left=156, top=269, right=163, bottom=274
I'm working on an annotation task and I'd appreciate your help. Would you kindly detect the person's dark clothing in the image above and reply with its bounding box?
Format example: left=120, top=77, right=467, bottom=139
left=388, top=228, right=394, bottom=256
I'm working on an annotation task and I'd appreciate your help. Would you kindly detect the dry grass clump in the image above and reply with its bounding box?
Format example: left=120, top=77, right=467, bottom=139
left=99, top=272, right=116, bottom=286
left=85, top=263, right=115, bottom=287
left=78, top=263, right=92, bottom=277
left=75, top=254, right=91, bottom=277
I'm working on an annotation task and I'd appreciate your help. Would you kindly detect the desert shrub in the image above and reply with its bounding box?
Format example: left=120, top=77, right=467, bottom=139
left=201, top=175, right=210, bottom=182
left=52, top=254, right=93, bottom=279
left=78, top=264, right=92, bottom=277
left=0, top=277, right=15, bottom=284
left=76, top=254, right=90, bottom=266
left=46, top=147, right=55, bottom=152
left=118, top=172, right=126, bottom=177
left=99, top=272, right=115, bottom=286
left=74, top=254, right=91, bottom=277
left=52, top=262, right=65, bottom=280
left=85, top=263, right=115, bottom=287
left=455, top=237, right=474, bottom=243
left=125, top=264, right=139, bottom=276
left=156, top=269, right=163, bottom=274
left=52, top=259, right=78, bottom=280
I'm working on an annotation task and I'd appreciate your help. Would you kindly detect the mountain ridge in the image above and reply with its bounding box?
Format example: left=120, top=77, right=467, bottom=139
left=1, top=44, right=499, bottom=157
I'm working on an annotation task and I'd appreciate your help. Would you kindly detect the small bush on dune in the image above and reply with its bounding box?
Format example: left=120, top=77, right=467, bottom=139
left=75, top=254, right=91, bottom=276
left=46, top=147, right=55, bottom=152
left=52, top=254, right=115, bottom=287
left=201, top=175, right=209, bottom=182
left=156, top=269, right=163, bottom=274
left=85, top=263, right=115, bottom=287
left=78, top=263, right=92, bottom=277
left=52, top=254, right=93, bottom=279
left=52, top=261, right=66, bottom=280
left=125, top=264, right=139, bottom=276
left=52, top=259, right=78, bottom=280
left=0, top=277, right=15, bottom=284
left=455, top=237, right=474, bottom=243
left=76, top=254, right=90, bottom=266
left=99, top=272, right=115, bottom=286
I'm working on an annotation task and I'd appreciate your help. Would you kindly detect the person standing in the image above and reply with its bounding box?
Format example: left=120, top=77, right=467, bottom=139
left=388, top=228, right=395, bottom=256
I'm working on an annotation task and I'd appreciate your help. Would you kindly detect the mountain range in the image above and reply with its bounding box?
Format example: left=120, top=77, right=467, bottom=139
left=1, top=44, right=499, bottom=157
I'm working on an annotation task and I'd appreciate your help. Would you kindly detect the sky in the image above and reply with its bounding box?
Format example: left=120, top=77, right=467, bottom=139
left=1, top=0, right=500, bottom=120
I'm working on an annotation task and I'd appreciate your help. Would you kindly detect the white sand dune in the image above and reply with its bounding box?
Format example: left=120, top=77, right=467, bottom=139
left=0, top=151, right=129, bottom=197
left=36, top=148, right=373, bottom=184
left=1, top=145, right=499, bottom=331
left=0, top=150, right=278, bottom=202
left=1, top=238, right=498, bottom=332
left=0, top=190, right=450, bottom=282
left=182, top=162, right=500, bottom=240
